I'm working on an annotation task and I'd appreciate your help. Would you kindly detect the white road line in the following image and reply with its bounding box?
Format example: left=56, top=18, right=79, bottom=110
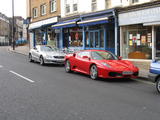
left=9, top=71, right=35, bottom=83
left=0, top=65, right=3, bottom=68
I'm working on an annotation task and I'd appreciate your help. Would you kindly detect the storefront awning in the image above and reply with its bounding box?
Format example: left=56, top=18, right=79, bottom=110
left=29, top=17, right=58, bottom=30
left=143, top=21, right=160, bottom=26
left=77, top=17, right=108, bottom=26
left=52, top=18, right=80, bottom=29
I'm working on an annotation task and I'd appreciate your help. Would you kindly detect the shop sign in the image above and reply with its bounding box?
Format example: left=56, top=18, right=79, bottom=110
left=119, top=7, right=160, bottom=26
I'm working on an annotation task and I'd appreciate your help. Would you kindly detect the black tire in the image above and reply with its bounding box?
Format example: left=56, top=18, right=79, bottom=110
left=29, top=54, right=33, bottom=62
left=65, top=60, right=72, bottom=73
left=156, top=78, right=160, bottom=93
left=90, top=65, right=98, bottom=80
left=40, top=56, right=45, bottom=65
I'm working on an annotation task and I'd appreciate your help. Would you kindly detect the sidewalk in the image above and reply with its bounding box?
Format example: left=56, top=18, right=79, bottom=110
left=9, top=44, right=29, bottom=56
left=8, top=45, right=149, bottom=80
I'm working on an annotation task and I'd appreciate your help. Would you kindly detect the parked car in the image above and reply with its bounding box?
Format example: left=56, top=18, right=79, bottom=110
left=149, top=60, right=160, bottom=93
left=29, top=45, right=65, bottom=65
left=65, top=50, right=139, bottom=80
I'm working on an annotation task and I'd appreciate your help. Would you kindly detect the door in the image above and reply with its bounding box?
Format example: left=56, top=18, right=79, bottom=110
left=88, top=31, right=100, bottom=48
left=76, top=51, right=91, bottom=74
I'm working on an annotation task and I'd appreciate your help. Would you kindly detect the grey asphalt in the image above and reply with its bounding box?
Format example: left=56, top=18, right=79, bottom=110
left=0, top=47, right=160, bottom=120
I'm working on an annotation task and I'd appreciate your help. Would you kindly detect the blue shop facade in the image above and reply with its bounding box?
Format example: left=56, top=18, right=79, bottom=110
left=53, top=9, right=119, bottom=55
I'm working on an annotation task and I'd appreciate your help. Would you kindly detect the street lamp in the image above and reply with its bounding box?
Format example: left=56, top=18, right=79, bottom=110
left=12, top=0, right=15, bottom=50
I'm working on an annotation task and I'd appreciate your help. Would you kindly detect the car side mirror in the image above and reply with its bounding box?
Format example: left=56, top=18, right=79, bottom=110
left=118, top=56, right=122, bottom=60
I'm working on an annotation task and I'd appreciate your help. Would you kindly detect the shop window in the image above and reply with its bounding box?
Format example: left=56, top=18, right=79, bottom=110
left=156, top=27, right=160, bottom=57
left=122, top=25, right=152, bottom=59
left=132, top=0, right=139, bottom=4
left=64, top=27, right=83, bottom=47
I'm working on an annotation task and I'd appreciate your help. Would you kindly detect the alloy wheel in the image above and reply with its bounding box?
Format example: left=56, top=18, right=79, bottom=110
left=65, top=60, right=71, bottom=73
left=40, top=57, right=44, bottom=65
left=90, top=65, right=98, bottom=80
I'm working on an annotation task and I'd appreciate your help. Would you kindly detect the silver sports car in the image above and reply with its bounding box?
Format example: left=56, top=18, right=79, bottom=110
left=29, top=45, right=66, bottom=65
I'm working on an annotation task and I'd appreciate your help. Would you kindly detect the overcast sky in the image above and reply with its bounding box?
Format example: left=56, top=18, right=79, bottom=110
left=0, top=0, right=26, bottom=18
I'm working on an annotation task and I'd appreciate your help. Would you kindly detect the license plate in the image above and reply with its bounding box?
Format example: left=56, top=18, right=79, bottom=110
left=122, top=71, right=133, bottom=75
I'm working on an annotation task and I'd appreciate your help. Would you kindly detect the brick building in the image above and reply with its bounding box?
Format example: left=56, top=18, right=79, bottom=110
left=0, top=12, right=10, bottom=46
left=27, top=0, right=61, bottom=48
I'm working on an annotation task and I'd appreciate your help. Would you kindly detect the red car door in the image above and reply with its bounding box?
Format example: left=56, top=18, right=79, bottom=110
left=75, top=51, right=91, bottom=74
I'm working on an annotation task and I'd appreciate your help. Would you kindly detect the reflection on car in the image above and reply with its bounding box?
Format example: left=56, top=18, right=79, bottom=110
left=29, top=45, right=66, bottom=65
left=65, top=50, right=139, bottom=80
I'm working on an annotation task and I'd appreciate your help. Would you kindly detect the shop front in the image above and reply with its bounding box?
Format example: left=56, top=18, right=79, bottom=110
left=53, top=9, right=118, bottom=54
left=29, top=17, right=58, bottom=48
left=119, top=3, right=160, bottom=60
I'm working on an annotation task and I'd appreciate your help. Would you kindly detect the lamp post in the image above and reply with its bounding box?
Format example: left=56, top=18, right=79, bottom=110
left=12, top=0, right=15, bottom=50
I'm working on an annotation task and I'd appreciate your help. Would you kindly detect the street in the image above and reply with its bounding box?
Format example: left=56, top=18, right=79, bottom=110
left=0, top=47, right=159, bottom=120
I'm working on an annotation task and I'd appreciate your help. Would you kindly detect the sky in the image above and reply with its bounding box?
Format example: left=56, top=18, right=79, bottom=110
left=0, top=0, right=26, bottom=18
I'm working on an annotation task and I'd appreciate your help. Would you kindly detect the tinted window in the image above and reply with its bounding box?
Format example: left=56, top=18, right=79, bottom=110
left=91, top=51, right=118, bottom=60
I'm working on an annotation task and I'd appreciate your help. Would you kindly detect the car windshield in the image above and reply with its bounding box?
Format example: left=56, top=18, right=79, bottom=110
left=91, top=51, right=118, bottom=60
left=40, top=46, right=54, bottom=52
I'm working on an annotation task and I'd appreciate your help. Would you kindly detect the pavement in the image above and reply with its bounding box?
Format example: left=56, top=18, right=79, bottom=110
left=0, top=47, right=159, bottom=120
left=7, top=45, right=149, bottom=80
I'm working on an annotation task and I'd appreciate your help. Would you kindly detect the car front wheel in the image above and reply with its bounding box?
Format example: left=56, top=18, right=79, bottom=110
left=29, top=54, right=33, bottom=62
left=90, top=65, right=98, bottom=80
left=65, top=60, right=72, bottom=73
left=156, top=77, right=160, bottom=93
left=40, top=56, right=45, bottom=65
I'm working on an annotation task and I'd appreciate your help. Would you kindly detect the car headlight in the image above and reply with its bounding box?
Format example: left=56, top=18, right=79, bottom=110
left=46, top=55, right=52, bottom=59
left=101, top=62, right=111, bottom=68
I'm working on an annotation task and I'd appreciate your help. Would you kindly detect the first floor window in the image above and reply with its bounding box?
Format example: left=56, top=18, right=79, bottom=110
left=132, top=0, right=139, bottom=4
left=50, top=0, right=56, bottom=13
left=41, top=4, right=46, bottom=16
left=33, top=8, right=38, bottom=18
left=91, top=0, right=97, bottom=11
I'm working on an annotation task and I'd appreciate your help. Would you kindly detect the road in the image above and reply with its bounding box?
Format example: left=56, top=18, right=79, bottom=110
left=0, top=47, right=159, bottom=120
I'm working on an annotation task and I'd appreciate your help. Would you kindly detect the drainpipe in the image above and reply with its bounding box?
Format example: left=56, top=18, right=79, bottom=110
left=113, top=10, right=118, bottom=55
left=152, top=26, right=156, bottom=61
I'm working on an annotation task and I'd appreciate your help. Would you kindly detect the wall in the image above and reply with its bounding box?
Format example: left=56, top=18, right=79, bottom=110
left=30, top=0, right=61, bottom=23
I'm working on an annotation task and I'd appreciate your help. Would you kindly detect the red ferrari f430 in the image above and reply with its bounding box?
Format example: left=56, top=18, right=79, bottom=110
left=65, top=50, right=139, bottom=80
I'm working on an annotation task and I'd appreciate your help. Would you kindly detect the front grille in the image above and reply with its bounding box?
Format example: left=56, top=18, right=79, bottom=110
left=54, top=56, right=64, bottom=59
left=109, top=72, right=122, bottom=77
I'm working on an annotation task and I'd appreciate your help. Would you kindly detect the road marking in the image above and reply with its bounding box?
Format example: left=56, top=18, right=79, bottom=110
left=9, top=71, right=35, bottom=83
left=0, top=65, right=3, bottom=68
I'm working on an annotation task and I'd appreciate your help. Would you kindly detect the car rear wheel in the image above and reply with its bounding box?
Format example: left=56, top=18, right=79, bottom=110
left=40, top=56, right=44, bottom=65
left=90, top=65, right=98, bottom=80
left=65, top=60, right=72, bottom=73
left=29, top=54, right=33, bottom=62
left=156, top=78, right=160, bottom=93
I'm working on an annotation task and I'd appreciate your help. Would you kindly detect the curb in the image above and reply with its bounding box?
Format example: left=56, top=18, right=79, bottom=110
left=8, top=48, right=28, bottom=56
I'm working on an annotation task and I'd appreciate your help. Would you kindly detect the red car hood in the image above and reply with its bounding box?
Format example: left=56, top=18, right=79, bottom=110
left=99, top=60, right=137, bottom=71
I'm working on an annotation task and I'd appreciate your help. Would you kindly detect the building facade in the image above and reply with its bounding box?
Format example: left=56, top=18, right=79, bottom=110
left=28, top=0, right=61, bottom=48
left=53, top=0, right=121, bottom=54
left=118, top=1, right=160, bottom=61
left=0, top=13, right=10, bottom=46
